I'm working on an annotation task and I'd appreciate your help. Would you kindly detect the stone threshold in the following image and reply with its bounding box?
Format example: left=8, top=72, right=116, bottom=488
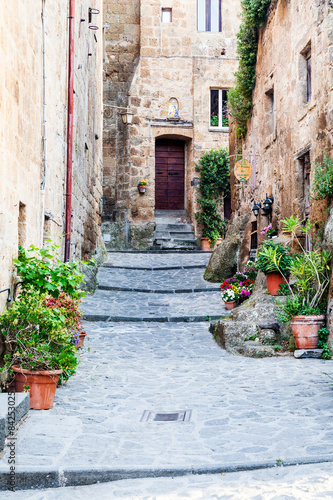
left=83, top=315, right=224, bottom=323
left=102, top=264, right=208, bottom=271
left=2, top=456, right=333, bottom=491
left=106, top=250, right=211, bottom=254
left=97, top=286, right=220, bottom=293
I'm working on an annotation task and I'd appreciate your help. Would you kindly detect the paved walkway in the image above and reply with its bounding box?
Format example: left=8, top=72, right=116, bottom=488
left=1, top=252, right=333, bottom=496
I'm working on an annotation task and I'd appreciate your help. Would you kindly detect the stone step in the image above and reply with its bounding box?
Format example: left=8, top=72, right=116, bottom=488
left=155, top=224, right=194, bottom=232
left=154, top=239, right=199, bottom=250
left=0, top=393, right=29, bottom=453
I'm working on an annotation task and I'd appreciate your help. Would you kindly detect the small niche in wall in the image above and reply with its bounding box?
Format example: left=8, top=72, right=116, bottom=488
left=18, top=202, right=26, bottom=248
left=162, top=8, right=172, bottom=23
left=167, top=98, right=179, bottom=120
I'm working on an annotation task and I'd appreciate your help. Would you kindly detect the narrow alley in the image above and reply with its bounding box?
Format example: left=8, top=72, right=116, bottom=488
left=2, top=252, right=333, bottom=498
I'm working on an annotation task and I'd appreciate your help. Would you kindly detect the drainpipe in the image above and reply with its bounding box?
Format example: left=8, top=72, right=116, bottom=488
left=40, top=0, right=47, bottom=247
left=64, top=0, right=75, bottom=262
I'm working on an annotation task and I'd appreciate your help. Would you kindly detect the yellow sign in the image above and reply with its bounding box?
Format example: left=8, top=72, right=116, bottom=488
left=234, top=159, right=252, bottom=182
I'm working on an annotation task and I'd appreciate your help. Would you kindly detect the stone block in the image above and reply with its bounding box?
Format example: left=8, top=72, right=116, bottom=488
left=294, top=349, right=324, bottom=359
left=0, top=393, right=29, bottom=453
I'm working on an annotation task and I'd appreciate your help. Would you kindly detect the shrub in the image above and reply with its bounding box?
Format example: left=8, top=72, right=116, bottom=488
left=310, top=153, right=333, bottom=202
left=255, top=240, right=292, bottom=276
left=14, top=241, right=86, bottom=299
left=195, top=148, right=230, bottom=244
left=0, top=291, right=79, bottom=382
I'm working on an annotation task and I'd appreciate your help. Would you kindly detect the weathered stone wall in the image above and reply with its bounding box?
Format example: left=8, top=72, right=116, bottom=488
left=0, top=1, right=103, bottom=312
left=231, top=0, right=332, bottom=267
left=102, top=0, right=241, bottom=249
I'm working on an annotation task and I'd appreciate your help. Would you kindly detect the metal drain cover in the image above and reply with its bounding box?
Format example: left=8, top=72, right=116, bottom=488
left=141, top=410, right=192, bottom=422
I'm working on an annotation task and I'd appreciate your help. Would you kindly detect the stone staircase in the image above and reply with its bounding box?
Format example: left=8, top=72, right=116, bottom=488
left=152, top=210, right=199, bottom=250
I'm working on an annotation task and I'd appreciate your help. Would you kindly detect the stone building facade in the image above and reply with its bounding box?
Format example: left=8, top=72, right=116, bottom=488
left=103, top=0, right=241, bottom=249
left=0, top=1, right=103, bottom=312
left=229, top=0, right=333, bottom=267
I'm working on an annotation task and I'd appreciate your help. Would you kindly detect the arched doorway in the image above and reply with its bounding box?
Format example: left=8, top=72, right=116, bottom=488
left=155, top=139, right=185, bottom=210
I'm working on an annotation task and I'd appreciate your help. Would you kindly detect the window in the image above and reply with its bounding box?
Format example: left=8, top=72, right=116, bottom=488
left=300, top=42, right=312, bottom=105
left=210, top=89, right=228, bottom=128
left=306, top=52, right=311, bottom=102
left=198, top=0, right=221, bottom=32
left=162, top=8, right=172, bottom=23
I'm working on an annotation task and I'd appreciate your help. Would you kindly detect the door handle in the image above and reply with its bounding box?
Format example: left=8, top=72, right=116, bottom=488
left=168, top=172, right=179, bottom=176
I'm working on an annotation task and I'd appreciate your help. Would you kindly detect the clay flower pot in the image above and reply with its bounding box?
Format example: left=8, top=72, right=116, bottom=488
left=12, top=365, right=63, bottom=410
left=138, top=186, right=146, bottom=193
left=266, top=272, right=288, bottom=296
left=201, top=238, right=222, bottom=251
left=290, top=315, right=325, bottom=349
left=224, top=300, right=237, bottom=311
left=76, top=332, right=87, bottom=349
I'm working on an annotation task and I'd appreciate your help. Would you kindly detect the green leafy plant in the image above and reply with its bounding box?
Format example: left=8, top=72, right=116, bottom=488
left=318, top=327, right=332, bottom=360
left=228, top=0, right=275, bottom=138
left=210, top=113, right=219, bottom=127
left=14, top=241, right=85, bottom=299
left=310, top=153, right=333, bottom=202
left=276, top=295, right=324, bottom=323
left=281, top=216, right=331, bottom=309
left=195, top=148, right=230, bottom=244
left=255, top=240, right=292, bottom=276
left=0, top=291, right=79, bottom=382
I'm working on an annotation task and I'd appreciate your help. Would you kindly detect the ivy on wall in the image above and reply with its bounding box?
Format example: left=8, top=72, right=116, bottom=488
left=195, top=148, right=230, bottom=244
left=228, top=0, right=275, bottom=139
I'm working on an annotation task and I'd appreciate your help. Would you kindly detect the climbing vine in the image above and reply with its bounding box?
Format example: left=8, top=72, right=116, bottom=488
left=195, top=148, right=230, bottom=244
left=228, top=0, right=275, bottom=138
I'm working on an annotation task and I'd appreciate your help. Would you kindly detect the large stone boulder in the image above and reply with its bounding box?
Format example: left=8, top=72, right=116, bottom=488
left=210, top=274, right=291, bottom=358
left=204, top=213, right=251, bottom=282
left=81, top=234, right=108, bottom=294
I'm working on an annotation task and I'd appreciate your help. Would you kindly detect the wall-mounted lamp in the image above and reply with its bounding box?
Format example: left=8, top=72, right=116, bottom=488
left=252, top=202, right=261, bottom=217
left=262, top=195, right=274, bottom=213
left=121, top=110, right=134, bottom=125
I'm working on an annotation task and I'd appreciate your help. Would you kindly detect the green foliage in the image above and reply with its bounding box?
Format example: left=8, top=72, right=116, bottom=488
left=195, top=148, right=230, bottom=244
left=276, top=295, right=324, bottom=323
left=228, top=0, right=274, bottom=138
left=281, top=216, right=331, bottom=310
left=210, top=114, right=219, bottom=127
left=255, top=240, right=292, bottom=276
left=14, top=241, right=86, bottom=299
left=310, top=153, right=333, bottom=202
left=318, top=327, right=332, bottom=360
left=0, top=291, right=79, bottom=381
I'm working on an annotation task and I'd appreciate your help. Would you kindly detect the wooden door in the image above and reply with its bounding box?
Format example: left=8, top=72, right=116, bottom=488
left=155, top=139, right=185, bottom=210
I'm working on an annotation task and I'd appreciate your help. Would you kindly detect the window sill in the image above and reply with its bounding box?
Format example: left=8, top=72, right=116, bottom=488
left=209, top=127, right=229, bottom=133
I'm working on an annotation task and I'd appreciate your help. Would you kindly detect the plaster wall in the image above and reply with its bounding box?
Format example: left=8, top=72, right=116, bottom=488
left=0, top=0, right=103, bottom=312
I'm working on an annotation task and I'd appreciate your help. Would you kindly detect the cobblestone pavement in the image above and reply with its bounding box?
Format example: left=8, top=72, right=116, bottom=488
left=84, top=252, right=224, bottom=321
left=98, top=267, right=220, bottom=292
left=1, top=252, right=333, bottom=496
left=6, top=463, right=333, bottom=499
left=105, top=252, right=211, bottom=269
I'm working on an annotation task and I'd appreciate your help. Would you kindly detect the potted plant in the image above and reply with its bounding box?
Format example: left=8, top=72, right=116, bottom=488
left=260, top=223, right=277, bottom=239
left=277, top=216, right=330, bottom=349
left=194, top=148, right=230, bottom=250
left=220, top=284, right=240, bottom=310
left=0, top=291, right=79, bottom=409
left=138, top=179, right=148, bottom=193
left=255, top=240, right=292, bottom=295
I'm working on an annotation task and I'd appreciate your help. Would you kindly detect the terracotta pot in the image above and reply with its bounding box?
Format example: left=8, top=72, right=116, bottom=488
left=266, top=272, right=288, bottom=296
left=12, top=365, right=62, bottom=410
left=290, top=315, right=325, bottom=349
left=201, top=238, right=222, bottom=251
left=201, top=237, right=211, bottom=251
left=224, top=300, right=237, bottom=310
left=138, top=186, right=146, bottom=193
left=77, top=332, right=87, bottom=349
